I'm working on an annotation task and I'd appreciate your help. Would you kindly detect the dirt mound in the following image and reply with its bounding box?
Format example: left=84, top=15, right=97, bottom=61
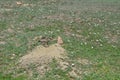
left=18, top=43, right=92, bottom=78
left=19, top=44, right=66, bottom=68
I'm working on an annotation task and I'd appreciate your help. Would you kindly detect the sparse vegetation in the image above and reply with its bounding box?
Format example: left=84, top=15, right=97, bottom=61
left=0, top=0, right=120, bottom=80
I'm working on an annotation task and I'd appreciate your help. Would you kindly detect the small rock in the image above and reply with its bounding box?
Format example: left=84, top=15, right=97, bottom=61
left=71, top=63, right=75, bottom=67
left=16, top=1, right=22, bottom=5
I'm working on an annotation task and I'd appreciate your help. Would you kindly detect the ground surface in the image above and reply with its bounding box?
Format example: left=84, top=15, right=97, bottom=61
left=0, top=0, right=120, bottom=80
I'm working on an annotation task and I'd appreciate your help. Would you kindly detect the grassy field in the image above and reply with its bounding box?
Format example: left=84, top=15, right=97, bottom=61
left=0, top=0, right=120, bottom=80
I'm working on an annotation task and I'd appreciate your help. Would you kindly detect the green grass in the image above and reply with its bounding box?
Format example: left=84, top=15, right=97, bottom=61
left=0, top=0, right=120, bottom=80
left=0, top=73, right=26, bottom=80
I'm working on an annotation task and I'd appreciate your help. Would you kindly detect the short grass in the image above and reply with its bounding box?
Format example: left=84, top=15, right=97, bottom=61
left=0, top=0, right=120, bottom=80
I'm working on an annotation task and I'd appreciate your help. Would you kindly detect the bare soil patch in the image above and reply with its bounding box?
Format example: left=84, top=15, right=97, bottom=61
left=18, top=43, right=68, bottom=76
left=19, top=44, right=66, bottom=67
left=18, top=42, right=92, bottom=78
